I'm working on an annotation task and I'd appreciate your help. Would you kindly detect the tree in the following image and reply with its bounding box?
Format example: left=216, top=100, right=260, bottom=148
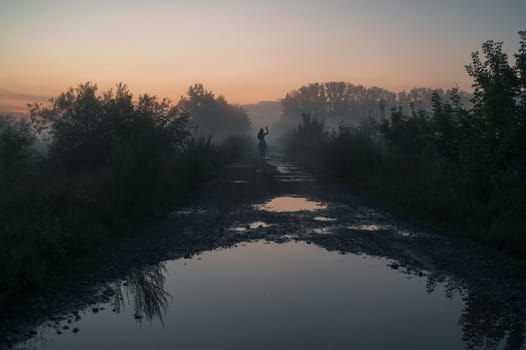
left=465, top=39, right=520, bottom=168
left=30, top=82, right=112, bottom=171
left=178, top=84, right=251, bottom=140
left=30, top=82, right=190, bottom=172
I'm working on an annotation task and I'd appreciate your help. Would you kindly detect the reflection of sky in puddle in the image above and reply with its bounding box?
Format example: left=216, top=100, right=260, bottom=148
left=229, top=226, right=248, bottom=233
left=229, top=221, right=271, bottom=233
left=313, top=227, right=331, bottom=235
left=22, top=241, right=475, bottom=350
left=347, top=224, right=416, bottom=237
left=172, top=209, right=207, bottom=216
left=272, top=162, right=315, bottom=182
left=277, top=178, right=316, bottom=183
left=348, top=224, right=393, bottom=232
left=271, top=161, right=301, bottom=174
left=249, top=221, right=270, bottom=229
left=276, top=164, right=295, bottom=174
left=255, top=196, right=327, bottom=212
left=396, top=229, right=413, bottom=237
left=231, top=180, right=248, bottom=184
left=314, top=216, right=337, bottom=222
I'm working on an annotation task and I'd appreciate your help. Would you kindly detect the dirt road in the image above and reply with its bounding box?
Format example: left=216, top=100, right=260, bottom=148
left=2, top=153, right=526, bottom=349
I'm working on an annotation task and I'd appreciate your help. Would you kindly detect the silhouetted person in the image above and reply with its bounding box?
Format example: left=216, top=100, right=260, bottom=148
left=257, top=126, right=269, bottom=157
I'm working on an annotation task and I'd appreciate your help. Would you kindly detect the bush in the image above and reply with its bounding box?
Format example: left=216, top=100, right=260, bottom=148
left=0, top=82, right=248, bottom=312
left=285, top=31, right=526, bottom=256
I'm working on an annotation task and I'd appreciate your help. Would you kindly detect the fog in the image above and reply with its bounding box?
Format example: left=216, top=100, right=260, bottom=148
left=242, top=101, right=282, bottom=132
left=272, top=82, right=473, bottom=136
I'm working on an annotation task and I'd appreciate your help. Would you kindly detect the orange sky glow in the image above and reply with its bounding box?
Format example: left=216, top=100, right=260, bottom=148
left=1, top=0, right=525, bottom=112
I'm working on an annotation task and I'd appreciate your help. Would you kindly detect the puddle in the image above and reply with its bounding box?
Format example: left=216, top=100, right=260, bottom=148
left=254, top=196, right=328, bottom=212
left=248, top=221, right=270, bottom=229
left=313, top=227, right=331, bottom=235
left=171, top=209, right=207, bottom=216
left=396, top=229, right=414, bottom=237
left=346, top=224, right=417, bottom=237
left=269, top=159, right=316, bottom=183
left=15, top=241, right=511, bottom=350
left=275, top=164, right=298, bottom=174
left=229, top=221, right=271, bottom=233
left=231, top=180, right=248, bottom=184
left=277, top=178, right=316, bottom=183
left=313, top=216, right=337, bottom=222
left=229, top=226, right=248, bottom=233
left=347, top=224, right=394, bottom=232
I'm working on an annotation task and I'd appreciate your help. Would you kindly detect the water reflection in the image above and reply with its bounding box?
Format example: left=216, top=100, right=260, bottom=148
left=425, top=272, right=464, bottom=299
left=308, top=236, right=526, bottom=350
left=254, top=196, right=327, bottom=212
left=459, top=294, right=525, bottom=350
left=269, top=160, right=317, bottom=183
left=10, top=238, right=526, bottom=350
left=105, top=241, right=525, bottom=350
left=248, top=221, right=270, bottom=229
left=228, top=221, right=271, bottom=233
left=312, top=227, right=330, bottom=235
left=347, top=224, right=393, bottom=231
left=313, top=216, right=337, bottom=222
left=113, top=263, right=171, bottom=324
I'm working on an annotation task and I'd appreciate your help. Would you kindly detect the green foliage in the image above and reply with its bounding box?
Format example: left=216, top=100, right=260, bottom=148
left=30, top=82, right=112, bottom=171
left=178, top=83, right=251, bottom=140
left=0, top=82, right=246, bottom=312
left=286, top=31, right=526, bottom=256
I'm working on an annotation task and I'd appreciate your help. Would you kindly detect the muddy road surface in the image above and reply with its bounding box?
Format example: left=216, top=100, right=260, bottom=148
left=2, top=153, right=526, bottom=350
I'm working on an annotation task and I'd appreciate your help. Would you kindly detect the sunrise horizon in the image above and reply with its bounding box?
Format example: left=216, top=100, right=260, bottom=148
left=0, top=76, right=479, bottom=114
left=2, top=0, right=525, bottom=112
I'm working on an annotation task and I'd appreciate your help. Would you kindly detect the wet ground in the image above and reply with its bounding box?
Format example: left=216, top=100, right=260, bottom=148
left=2, top=153, right=526, bottom=349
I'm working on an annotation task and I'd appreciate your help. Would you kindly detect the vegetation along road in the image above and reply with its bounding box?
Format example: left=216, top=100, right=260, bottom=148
left=2, top=152, right=526, bottom=350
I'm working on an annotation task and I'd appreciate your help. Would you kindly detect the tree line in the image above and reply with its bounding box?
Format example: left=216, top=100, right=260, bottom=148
left=286, top=31, right=526, bottom=256
left=277, top=82, right=472, bottom=131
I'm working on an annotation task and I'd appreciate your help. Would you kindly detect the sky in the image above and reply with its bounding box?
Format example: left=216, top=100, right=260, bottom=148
left=1, top=0, right=525, bottom=111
